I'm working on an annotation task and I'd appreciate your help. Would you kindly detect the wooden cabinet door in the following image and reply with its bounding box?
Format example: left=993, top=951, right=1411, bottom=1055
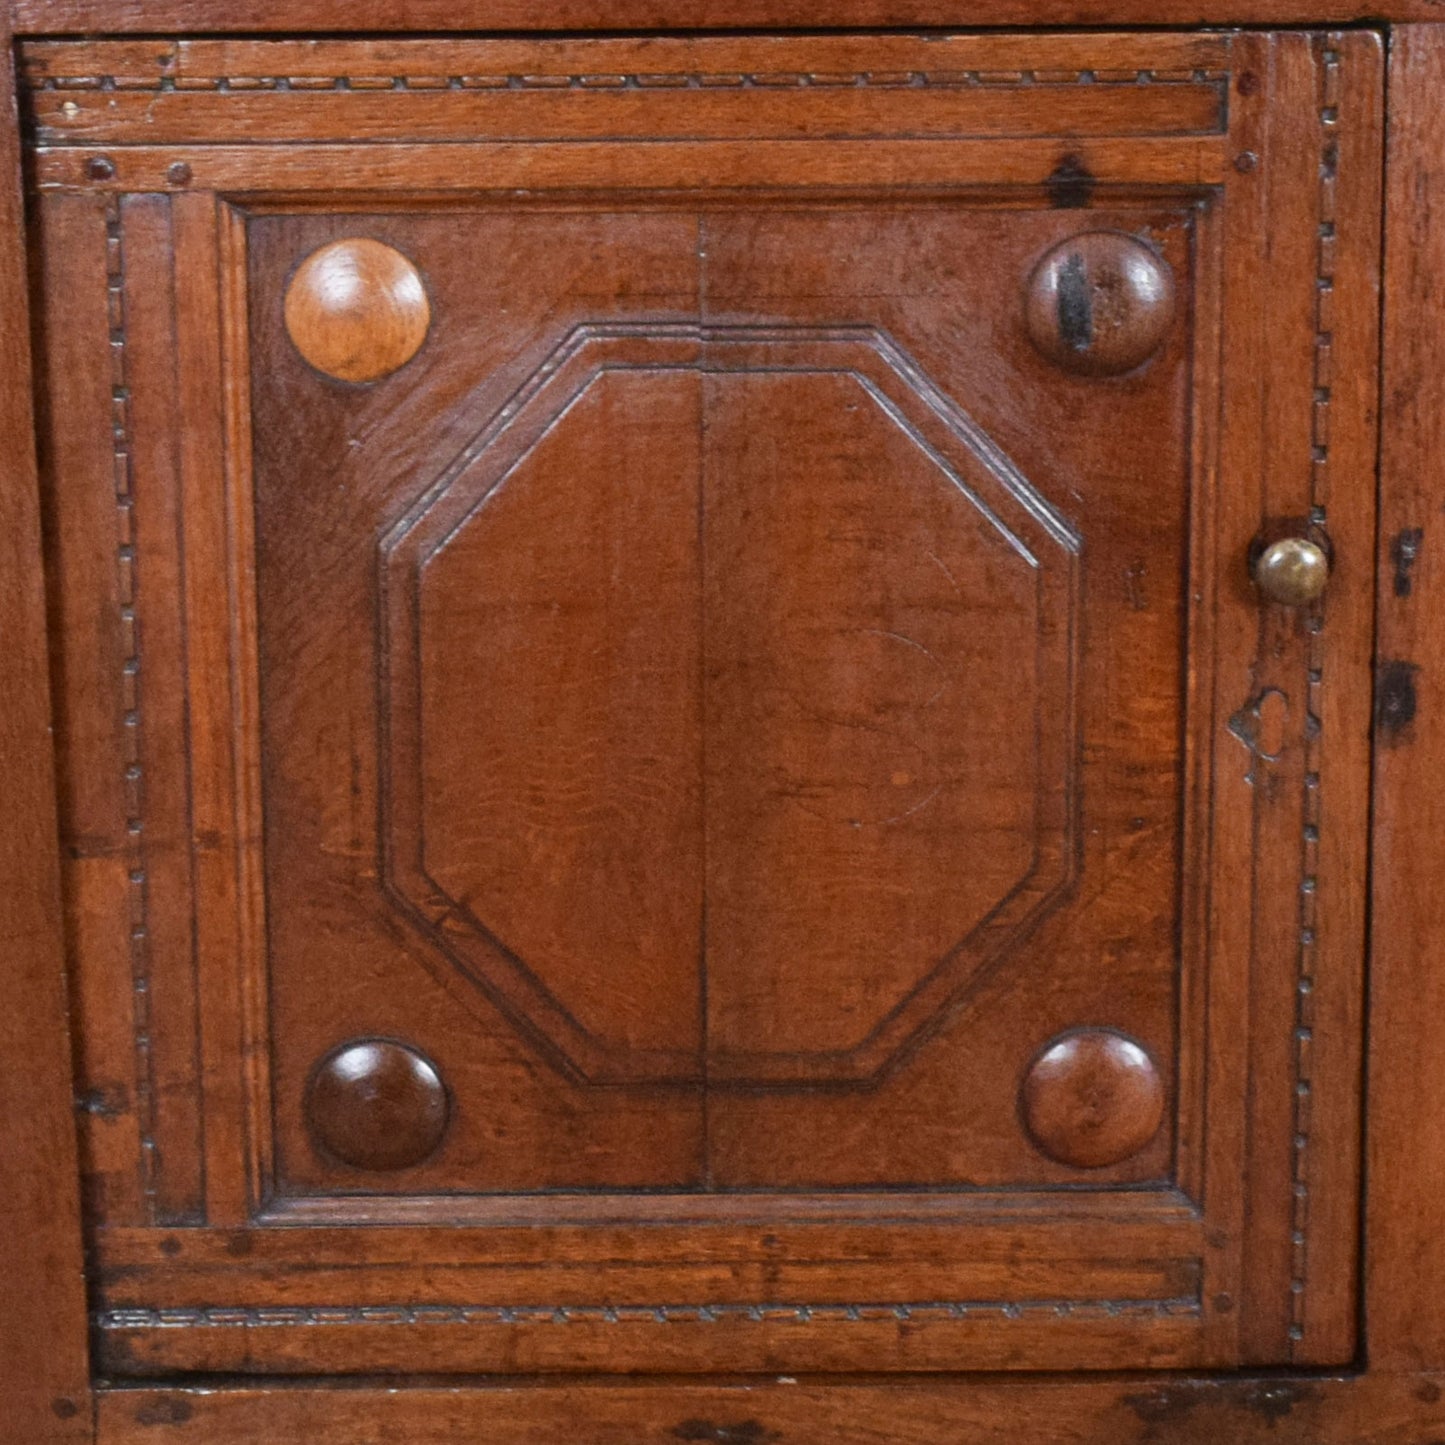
left=26, top=29, right=1381, bottom=1376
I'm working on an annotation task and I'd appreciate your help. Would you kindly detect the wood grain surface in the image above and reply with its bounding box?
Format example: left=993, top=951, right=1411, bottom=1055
left=4, top=0, right=1440, bottom=33
left=1369, top=22, right=1445, bottom=1374
left=20, top=28, right=1381, bottom=1383
left=92, top=1372, right=1445, bottom=1445
left=0, top=10, right=93, bottom=1443
left=10, top=8, right=1443, bottom=1438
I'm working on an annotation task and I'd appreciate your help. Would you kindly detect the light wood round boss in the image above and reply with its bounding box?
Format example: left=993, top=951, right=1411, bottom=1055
left=284, top=238, right=431, bottom=383
left=1021, top=1029, right=1165, bottom=1168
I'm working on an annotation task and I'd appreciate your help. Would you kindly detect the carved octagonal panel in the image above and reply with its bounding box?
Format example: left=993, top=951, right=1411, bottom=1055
left=381, top=323, right=1081, bottom=1086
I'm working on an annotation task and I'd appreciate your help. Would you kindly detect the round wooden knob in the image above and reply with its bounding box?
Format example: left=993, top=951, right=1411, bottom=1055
left=1025, top=232, right=1176, bottom=376
left=284, top=238, right=431, bottom=383
left=1021, top=1030, right=1165, bottom=1168
left=1252, top=536, right=1330, bottom=607
left=305, top=1039, right=449, bottom=1171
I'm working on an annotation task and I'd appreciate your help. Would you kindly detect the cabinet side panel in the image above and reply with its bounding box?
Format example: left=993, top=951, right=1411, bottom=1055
left=0, top=19, right=93, bottom=1443
left=1368, top=22, right=1445, bottom=1373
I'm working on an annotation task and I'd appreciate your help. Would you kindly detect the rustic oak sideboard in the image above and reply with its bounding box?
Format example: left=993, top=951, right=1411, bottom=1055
left=5, top=3, right=1445, bottom=1442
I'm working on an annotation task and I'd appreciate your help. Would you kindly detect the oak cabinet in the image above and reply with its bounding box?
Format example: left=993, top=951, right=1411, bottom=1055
left=5, top=13, right=1445, bottom=1445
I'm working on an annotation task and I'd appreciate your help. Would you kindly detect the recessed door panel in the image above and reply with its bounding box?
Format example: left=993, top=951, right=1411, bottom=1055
left=28, top=29, right=1380, bottom=1377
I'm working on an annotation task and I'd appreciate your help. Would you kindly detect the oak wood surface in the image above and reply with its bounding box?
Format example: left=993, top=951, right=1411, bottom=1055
left=15, top=33, right=1235, bottom=80
left=0, top=12, right=94, bottom=1444
left=1368, top=21, right=1445, bottom=1374
left=89, top=1373, right=1445, bottom=1445
left=5, top=0, right=1444, bottom=32
left=7, top=7, right=1443, bottom=1439
left=21, top=27, right=1380, bottom=1384
left=1228, top=26, right=1381, bottom=1365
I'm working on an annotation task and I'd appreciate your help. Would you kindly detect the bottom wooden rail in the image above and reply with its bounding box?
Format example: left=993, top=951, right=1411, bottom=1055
left=97, top=1370, right=1445, bottom=1445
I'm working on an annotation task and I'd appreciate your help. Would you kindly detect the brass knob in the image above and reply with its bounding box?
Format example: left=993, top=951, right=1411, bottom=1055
left=1251, top=536, right=1330, bottom=607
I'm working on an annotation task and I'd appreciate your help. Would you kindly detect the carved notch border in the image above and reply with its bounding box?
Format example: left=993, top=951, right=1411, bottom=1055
left=96, top=1298, right=1204, bottom=1329
left=23, top=64, right=1228, bottom=94
left=1287, top=38, right=1341, bottom=1353
left=104, top=194, right=160, bottom=1221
